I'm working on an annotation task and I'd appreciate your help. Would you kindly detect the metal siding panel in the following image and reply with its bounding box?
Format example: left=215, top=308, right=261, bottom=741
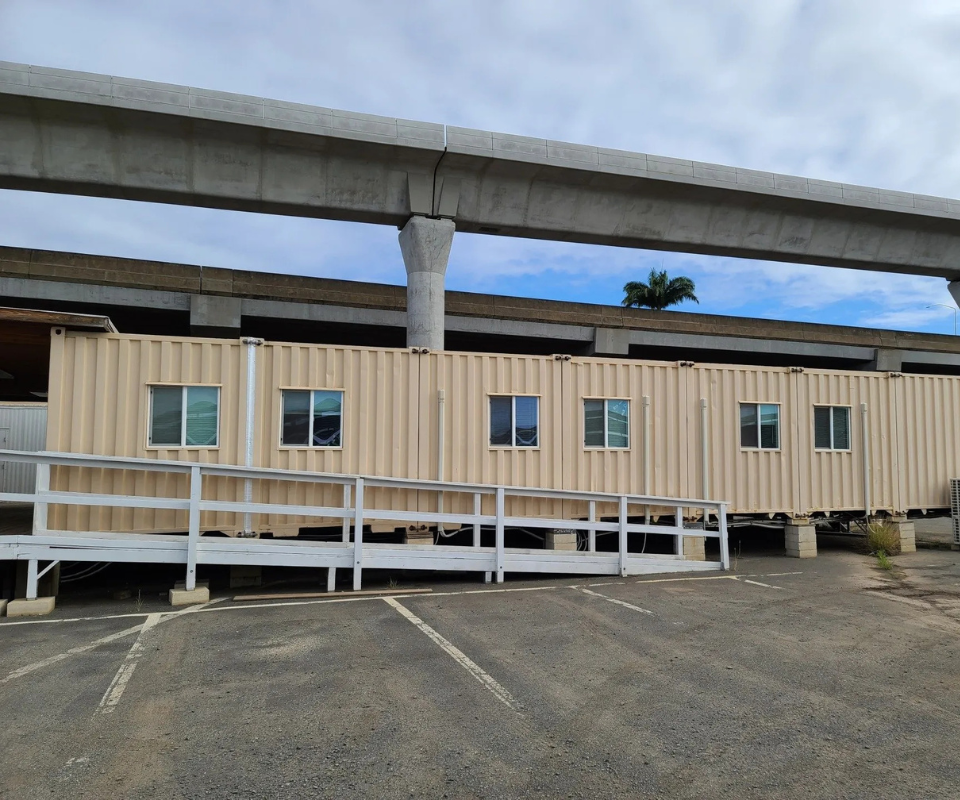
left=898, top=374, right=960, bottom=511
left=0, top=403, right=47, bottom=493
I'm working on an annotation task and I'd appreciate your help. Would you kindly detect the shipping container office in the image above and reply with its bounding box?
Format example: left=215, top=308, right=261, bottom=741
left=41, top=329, right=960, bottom=536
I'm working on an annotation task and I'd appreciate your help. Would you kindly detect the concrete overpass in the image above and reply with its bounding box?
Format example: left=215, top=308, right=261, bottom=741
left=4, top=61, right=960, bottom=349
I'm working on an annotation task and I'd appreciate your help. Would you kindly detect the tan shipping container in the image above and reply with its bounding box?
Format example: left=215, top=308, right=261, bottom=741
left=43, top=330, right=960, bottom=536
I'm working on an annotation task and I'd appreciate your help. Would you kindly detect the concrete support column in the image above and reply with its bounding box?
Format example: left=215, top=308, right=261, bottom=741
left=785, top=522, right=817, bottom=558
left=399, top=216, right=454, bottom=350
left=682, top=536, right=706, bottom=561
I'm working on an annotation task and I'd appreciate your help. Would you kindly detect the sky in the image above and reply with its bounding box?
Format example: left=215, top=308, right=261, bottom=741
left=3, top=1, right=960, bottom=334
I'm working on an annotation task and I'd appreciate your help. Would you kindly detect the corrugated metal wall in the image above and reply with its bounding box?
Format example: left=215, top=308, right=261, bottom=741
left=692, top=365, right=799, bottom=515
left=0, top=402, right=47, bottom=494
left=44, top=330, right=960, bottom=534
left=796, top=370, right=899, bottom=514
left=896, top=374, right=960, bottom=511
left=46, top=331, right=245, bottom=533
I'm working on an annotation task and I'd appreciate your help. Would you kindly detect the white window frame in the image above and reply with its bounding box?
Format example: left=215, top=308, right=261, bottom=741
left=488, top=394, right=540, bottom=449
left=583, top=397, right=631, bottom=449
left=739, top=401, right=781, bottom=451
left=813, top=404, right=852, bottom=452
left=147, top=384, right=221, bottom=449
left=279, top=388, right=345, bottom=449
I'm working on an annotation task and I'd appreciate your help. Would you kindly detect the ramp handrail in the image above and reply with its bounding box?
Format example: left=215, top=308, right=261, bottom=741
left=0, top=449, right=730, bottom=596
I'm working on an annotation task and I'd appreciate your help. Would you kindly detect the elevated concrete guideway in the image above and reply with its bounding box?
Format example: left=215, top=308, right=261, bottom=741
left=6, top=61, right=960, bottom=349
left=5, top=61, right=960, bottom=279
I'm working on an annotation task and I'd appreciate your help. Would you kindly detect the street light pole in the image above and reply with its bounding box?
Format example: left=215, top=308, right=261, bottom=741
left=926, top=303, right=958, bottom=335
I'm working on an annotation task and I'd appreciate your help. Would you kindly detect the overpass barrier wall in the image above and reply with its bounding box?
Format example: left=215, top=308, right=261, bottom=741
left=0, top=450, right=730, bottom=594
left=26, top=329, right=960, bottom=536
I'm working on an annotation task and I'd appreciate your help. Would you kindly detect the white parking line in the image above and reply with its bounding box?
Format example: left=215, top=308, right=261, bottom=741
left=577, top=587, right=653, bottom=615
left=738, top=578, right=785, bottom=590
left=383, top=597, right=519, bottom=712
left=0, top=600, right=221, bottom=685
left=96, top=613, right=162, bottom=715
left=1, top=623, right=146, bottom=684
left=634, top=575, right=739, bottom=584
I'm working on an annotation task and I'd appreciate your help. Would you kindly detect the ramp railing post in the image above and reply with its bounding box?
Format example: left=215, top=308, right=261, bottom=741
left=472, top=492, right=481, bottom=548
left=675, top=505, right=685, bottom=557
left=342, top=484, right=351, bottom=542
left=588, top=500, right=596, bottom=552
left=618, top=496, right=628, bottom=576
left=475, top=492, right=492, bottom=584
left=495, top=487, right=505, bottom=584
left=32, top=461, right=50, bottom=535
left=186, top=465, right=201, bottom=591
left=719, top=502, right=730, bottom=570
left=26, top=559, right=38, bottom=599
left=353, top=477, right=364, bottom=591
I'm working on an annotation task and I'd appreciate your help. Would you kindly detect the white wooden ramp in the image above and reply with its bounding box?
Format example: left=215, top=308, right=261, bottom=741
left=0, top=450, right=730, bottom=599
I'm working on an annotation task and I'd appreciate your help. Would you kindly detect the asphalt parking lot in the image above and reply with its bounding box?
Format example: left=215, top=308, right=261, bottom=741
left=3, top=543, right=960, bottom=800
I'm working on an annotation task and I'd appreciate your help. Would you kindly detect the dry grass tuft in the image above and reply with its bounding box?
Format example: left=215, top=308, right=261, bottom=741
left=866, top=520, right=900, bottom=557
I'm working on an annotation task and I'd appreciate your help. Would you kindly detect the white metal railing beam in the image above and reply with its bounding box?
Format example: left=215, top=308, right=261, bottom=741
left=0, top=449, right=731, bottom=592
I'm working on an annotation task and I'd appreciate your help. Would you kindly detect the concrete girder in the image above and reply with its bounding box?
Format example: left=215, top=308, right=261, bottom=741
left=5, top=62, right=960, bottom=278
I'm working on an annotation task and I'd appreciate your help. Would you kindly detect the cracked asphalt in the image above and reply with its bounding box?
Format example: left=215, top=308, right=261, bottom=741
left=2, top=541, right=960, bottom=800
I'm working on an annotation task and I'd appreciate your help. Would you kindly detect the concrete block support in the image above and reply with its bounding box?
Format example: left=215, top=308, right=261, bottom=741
left=404, top=527, right=434, bottom=545
left=546, top=530, right=578, bottom=551
left=885, top=516, right=917, bottom=554
left=190, top=294, right=241, bottom=337
left=682, top=536, right=706, bottom=561
left=229, top=565, right=262, bottom=589
left=785, top=523, right=817, bottom=558
left=399, top=216, right=454, bottom=351
left=7, top=597, right=56, bottom=617
left=169, top=580, right=210, bottom=606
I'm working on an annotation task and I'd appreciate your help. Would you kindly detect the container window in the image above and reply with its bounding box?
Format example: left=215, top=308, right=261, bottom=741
left=740, top=402, right=779, bottom=450
left=185, top=387, right=219, bottom=446
left=814, top=405, right=851, bottom=451
left=149, top=386, right=219, bottom=447
left=584, top=399, right=630, bottom=448
left=282, top=389, right=343, bottom=447
left=489, top=396, right=539, bottom=447
left=282, top=390, right=311, bottom=445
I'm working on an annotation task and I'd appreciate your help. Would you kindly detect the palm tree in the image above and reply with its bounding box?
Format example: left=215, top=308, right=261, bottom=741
left=622, top=269, right=699, bottom=311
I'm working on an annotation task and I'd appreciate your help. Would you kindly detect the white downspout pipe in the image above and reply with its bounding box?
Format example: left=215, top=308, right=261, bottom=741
left=642, top=395, right=651, bottom=524
left=437, top=388, right=445, bottom=536
left=861, top=402, right=871, bottom=519
left=241, top=337, right=263, bottom=536
left=700, top=398, right=709, bottom=526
